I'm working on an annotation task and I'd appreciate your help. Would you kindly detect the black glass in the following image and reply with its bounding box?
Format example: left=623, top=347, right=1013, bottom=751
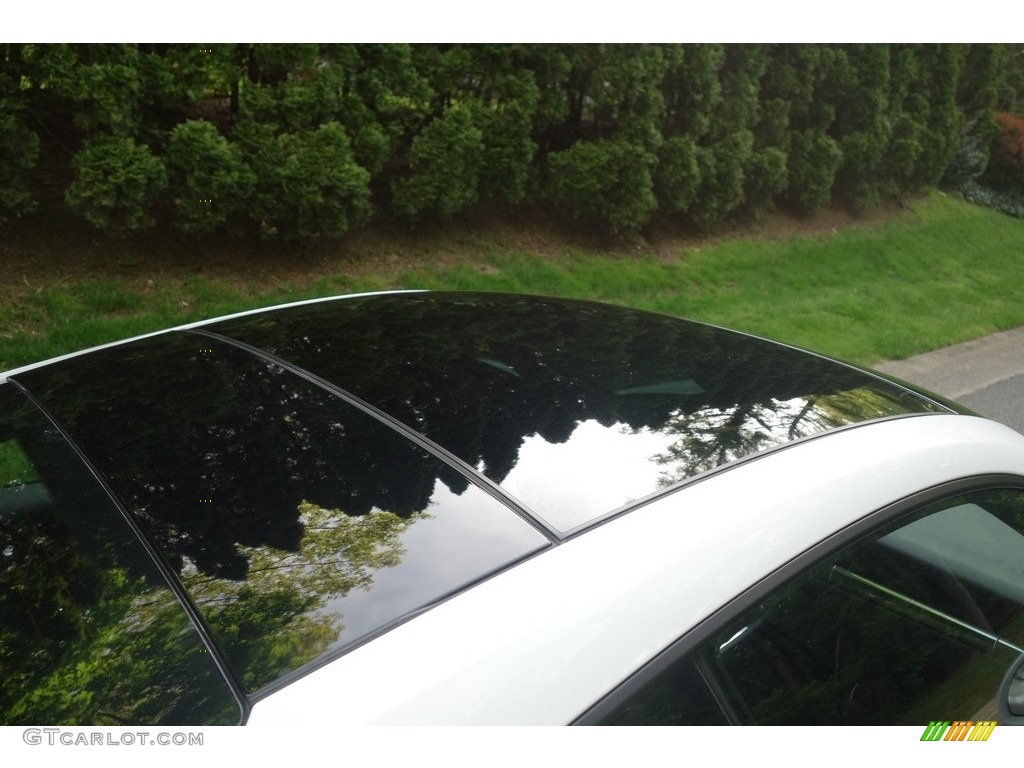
left=0, top=384, right=241, bottom=725
left=210, top=293, right=947, bottom=531
left=602, top=660, right=729, bottom=725
left=14, top=334, right=548, bottom=693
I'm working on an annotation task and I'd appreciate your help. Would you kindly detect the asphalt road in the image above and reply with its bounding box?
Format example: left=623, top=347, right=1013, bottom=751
left=876, top=326, right=1024, bottom=435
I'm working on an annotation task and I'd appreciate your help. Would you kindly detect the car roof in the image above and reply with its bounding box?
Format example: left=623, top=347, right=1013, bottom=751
left=2, top=291, right=954, bottom=701
left=7, top=292, right=952, bottom=532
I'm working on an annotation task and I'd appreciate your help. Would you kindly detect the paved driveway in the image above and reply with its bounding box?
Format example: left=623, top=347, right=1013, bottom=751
left=876, top=326, right=1024, bottom=435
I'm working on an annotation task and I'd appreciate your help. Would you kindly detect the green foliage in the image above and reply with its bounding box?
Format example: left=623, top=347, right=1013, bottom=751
left=391, top=103, right=485, bottom=219
left=944, top=46, right=1003, bottom=189
left=586, top=44, right=673, bottom=139
left=345, top=113, right=390, bottom=175
left=662, top=44, right=725, bottom=139
left=830, top=45, right=892, bottom=208
left=762, top=44, right=834, bottom=131
left=654, top=135, right=700, bottom=213
left=943, top=115, right=997, bottom=188
left=681, top=46, right=778, bottom=222
left=238, top=46, right=353, bottom=135
left=687, top=131, right=753, bottom=227
left=786, top=130, right=843, bottom=212
left=957, top=110, right=1024, bottom=219
left=478, top=102, right=537, bottom=205
left=958, top=179, right=1024, bottom=219
left=137, top=44, right=237, bottom=109
left=756, top=97, right=791, bottom=152
left=64, top=135, right=168, bottom=233
left=713, top=45, right=767, bottom=135
left=0, top=76, right=39, bottom=214
left=998, top=44, right=1024, bottom=112
left=166, top=119, right=255, bottom=234
left=4, top=44, right=1023, bottom=238
left=545, top=138, right=657, bottom=232
left=910, top=46, right=962, bottom=188
left=522, top=45, right=573, bottom=143
left=247, top=122, right=371, bottom=239
left=342, top=43, right=432, bottom=160
left=885, top=112, right=925, bottom=191
left=62, top=45, right=145, bottom=137
left=743, top=147, right=789, bottom=210
left=471, top=56, right=542, bottom=206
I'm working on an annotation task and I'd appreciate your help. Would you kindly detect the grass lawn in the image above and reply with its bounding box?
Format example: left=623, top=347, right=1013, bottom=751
left=2, top=190, right=1023, bottom=371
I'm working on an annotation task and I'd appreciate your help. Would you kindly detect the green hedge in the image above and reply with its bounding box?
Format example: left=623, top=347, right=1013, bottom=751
left=1, top=43, right=1023, bottom=237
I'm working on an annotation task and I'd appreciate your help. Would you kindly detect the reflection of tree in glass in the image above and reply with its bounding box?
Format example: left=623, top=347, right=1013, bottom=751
left=812, top=386, right=932, bottom=426
left=6, top=357, right=439, bottom=705
left=1, top=383, right=238, bottom=725
left=184, top=500, right=430, bottom=691
left=2, top=497, right=429, bottom=720
left=0, top=440, right=37, bottom=487
left=4, top=569, right=239, bottom=725
left=652, top=387, right=925, bottom=486
left=15, top=335, right=446, bottom=587
left=653, top=401, right=795, bottom=486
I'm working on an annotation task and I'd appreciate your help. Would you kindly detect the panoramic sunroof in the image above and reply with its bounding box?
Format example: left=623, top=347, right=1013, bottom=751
left=207, top=292, right=947, bottom=532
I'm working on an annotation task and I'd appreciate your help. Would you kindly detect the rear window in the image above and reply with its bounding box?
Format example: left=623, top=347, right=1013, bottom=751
left=13, top=334, right=549, bottom=694
left=0, top=384, right=241, bottom=725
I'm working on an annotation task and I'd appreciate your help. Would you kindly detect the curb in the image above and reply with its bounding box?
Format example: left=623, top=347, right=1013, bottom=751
left=874, top=326, right=1024, bottom=401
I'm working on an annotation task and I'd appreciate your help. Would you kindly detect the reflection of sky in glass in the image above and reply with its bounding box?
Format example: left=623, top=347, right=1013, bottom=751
left=499, top=420, right=672, bottom=531
left=500, top=382, right=943, bottom=529
left=496, top=387, right=922, bottom=531
left=492, top=391, right=876, bottom=532
left=321, top=478, right=548, bottom=644
left=175, top=472, right=548, bottom=690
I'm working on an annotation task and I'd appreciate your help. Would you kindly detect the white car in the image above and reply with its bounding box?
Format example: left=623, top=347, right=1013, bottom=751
left=3, top=291, right=1024, bottom=726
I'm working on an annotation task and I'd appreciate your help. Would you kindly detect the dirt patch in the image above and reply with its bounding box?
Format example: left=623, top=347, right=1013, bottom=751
left=0, top=198, right=919, bottom=305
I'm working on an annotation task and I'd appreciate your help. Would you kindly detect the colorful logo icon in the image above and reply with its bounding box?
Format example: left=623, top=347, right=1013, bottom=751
left=920, top=720, right=996, bottom=741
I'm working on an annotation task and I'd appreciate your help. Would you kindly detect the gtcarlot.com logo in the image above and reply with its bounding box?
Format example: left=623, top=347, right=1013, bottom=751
left=920, top=721, right=996, bottom=742
left=23, top=728, right=203, bottom=746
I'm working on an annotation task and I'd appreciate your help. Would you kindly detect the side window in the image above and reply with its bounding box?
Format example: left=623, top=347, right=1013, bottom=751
left=602, top=659, right=729, bottom=725
left=602, top=487, right=1024, bottom=725
left=0, top=385, right=241, bottom=725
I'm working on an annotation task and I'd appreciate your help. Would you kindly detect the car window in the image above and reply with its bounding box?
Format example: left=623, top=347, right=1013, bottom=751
left=600, top=658, right=729, bottom=725
left=599, top=487, right=1024, bottom=725
left=0, top=384, right=242, bottom=725
left=12, top=334, right=550, bottom=694
left=209, top=293, right=948, bottom=533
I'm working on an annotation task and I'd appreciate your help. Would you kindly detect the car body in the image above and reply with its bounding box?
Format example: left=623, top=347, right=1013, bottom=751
left=3, top=291, right=1024, bottom=726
